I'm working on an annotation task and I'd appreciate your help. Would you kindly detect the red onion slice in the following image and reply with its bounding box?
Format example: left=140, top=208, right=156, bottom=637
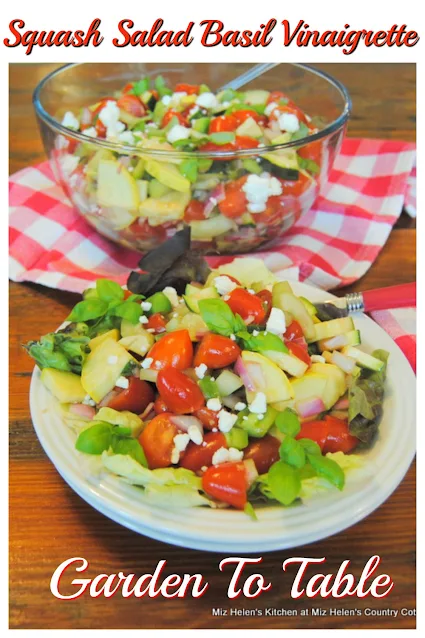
left=203, top=183, right=225, bottom=216
left=334, top=396, right=349, bottom=410
left=331, top=351, right=356, bottom=373
left=295, top=397, right=325, bottom=418
left=243, top=459, right=258, bottom=487
left=69, top=403, right=96, bottom=420
left=170, top=415, right=203, bottom=435
left=323, top=334, right=348, bottom=350
left=234, top=357, right=257, bottom=392
left=98, top=390, right=119, bottom=408
left=140, top=402, right=155, bottom=421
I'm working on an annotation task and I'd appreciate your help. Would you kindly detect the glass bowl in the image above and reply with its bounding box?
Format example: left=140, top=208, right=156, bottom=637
left=33, top=63, right=351, bottom=254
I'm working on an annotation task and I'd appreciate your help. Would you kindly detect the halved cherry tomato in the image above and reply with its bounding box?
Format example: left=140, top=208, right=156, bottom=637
left=146, top=313, right=167, bottom=334
left=117, top=94, right=146, bottom=118
left=298, top=137, right=322, bottom=166
left=225, top=288, right=266, bottom=324
left=218, top=176, right=248, bottom=218
left=95, top=119, right=107, bottom=138
left=148, top=330, right=193, bottom=370
left=198, top=141, right=236, bottom=155
left=243, top=434, right=280, bottom=474
left=139, top=413, right=179, bottom=469
left=174, top=83, right=200, bottom=95
left=235, top=136, right=260, bottom=150
left=126, top=219, right=167, bottom=241
left=256, top=289, right=273, bottom=319
left=278, top=173, right=311, bottom=197
left=194, top=334, right=241, bottom=369
left=285, top=341, right=311, bottom=367
left=154, top=396, right=169, bottom=414
left=232, top=109, right=267, bottom=127
left=156, top=368, right=205, bottom=414
left=161, top=110, right=188, bottom=128
left=208, top=115, right=238, bottom=134
left=107, top=377, right=154, bottom=414
left=194, top=407, right=219, bottom=431
left=122, top=82, right=135, bottom=94
left=184, top=199, right=206, bottom=222
left=180, top=431, right=227, bottom=472
left=296, top=416, right=359, bottom=454
left=269, top=103, right=308, bottom=126
left=202, top=461, right=248, bottom=509
left=285, top=320, right=304, bottom=341
left=267, top=91, right=291, bottom=105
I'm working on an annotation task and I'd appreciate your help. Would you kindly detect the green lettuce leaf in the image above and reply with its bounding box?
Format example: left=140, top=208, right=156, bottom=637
left=101, top=452, right=202, bottom=489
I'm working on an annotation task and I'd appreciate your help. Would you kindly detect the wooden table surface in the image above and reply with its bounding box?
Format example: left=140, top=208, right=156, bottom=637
left=9, top=63, right=416, bottom=629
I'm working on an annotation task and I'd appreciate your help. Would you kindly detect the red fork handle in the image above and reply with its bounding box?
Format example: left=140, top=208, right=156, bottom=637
left=362, top=282, right=416, bottom=312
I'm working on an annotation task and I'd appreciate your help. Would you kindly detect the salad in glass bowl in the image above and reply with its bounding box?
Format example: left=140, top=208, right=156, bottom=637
left=25, top=230, right=388, bottom=516
left=34, top=63, right=350, bottom=254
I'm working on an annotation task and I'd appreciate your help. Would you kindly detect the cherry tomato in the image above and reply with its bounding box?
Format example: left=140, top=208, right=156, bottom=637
left=174, top=83, right=200, bottom=95
left=184, top=199, right=206, bottom=222
left=95, top=119, right=107, bottom=138
left=161, top=110, right=188, bottom=128
left=278, top=173, right=312, bottom=197
left=156, top=368, right=205, bottom=414
left=267, top=91, right=291, bottom=105
left=107, top=377, right=154, bottom=414
left=296, top=417, right=359, bottom=455
left=285, top=341, right=311, bottom=367
left=285, top=320, right=304, bottom=340
left=146, top=313, right=167, bottom=334
left=323, top=416, right=359, bottom=454
left=269, top=103, right=308, bottom=126
left=138, top=413, right=179, bottom=469
left=198, top=141, right=236, bottom=155
left=243, top=434, right=281, bottom=474
left=298, top=138, right=322, bottom=166
left=117, top=94, right=146, bottom=118
left=154, top=396, right=169, bottom=414
left=148, top=330, right=193, bottom=370
left=180, top=431, right=227, bottom=472
left=225, top=288, right=266, bottom=324
left=202, top=462, right=248, bottom=509
left=232, top=109, right=267, bottom=127
left=235, top=136, right=260, bottom=150
left=256, top=289, right=273, bottom=319
left=194, top=407, right=219, bottom=431
left=218, top=177, right=248, bottom=218
left=126, top=219, right=167, bottom=242
left=194, top=334, right=241, bottom=369
left=208, top=115, right=238, bottom=134
left=122, top=82, right=135, bottom=94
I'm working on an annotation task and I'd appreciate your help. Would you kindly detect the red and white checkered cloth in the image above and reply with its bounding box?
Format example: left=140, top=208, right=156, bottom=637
left=9, top=138, right=416, bottom=369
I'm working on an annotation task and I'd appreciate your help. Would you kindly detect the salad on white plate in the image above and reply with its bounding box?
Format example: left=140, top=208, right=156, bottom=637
left=25, top=229, right=388, bottom=517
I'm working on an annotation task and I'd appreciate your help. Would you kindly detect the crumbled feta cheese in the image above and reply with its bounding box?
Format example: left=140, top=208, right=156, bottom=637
left=223, top=295, right=230, bottom=301
left=252, top=330, right=260, bottom=337
left=195, top=363, right=208, bottom=379
left=141, top=301, right=152, bottom=312
left=115, top=376, right=129, bottom=389
left=278, top=112, right=300, bottom=133
left=230, top=334, right=236, bottom=341
left=242, top=173, right=282, bottom=214
left=161, top=95, right=172, bottom=106
left=247, top=289, right=255, bottom=295
left=172, top=313, right=178, bottom=318
left=249, top=392, right=267, bottom=414
left=212, top=447, right=230, bottom=465
left=188, top=425, right=203, bottom=445
left=55, top=135, right=69, bottom=150
left=166, top=125, right=191, bottom=144
left=196, top=92, right=218, bottom=109
left=83, top=126, right=97, bottom=138
left=146, top=329, right=155, bottom=333
left=257, top=414, right=264, bottom=420
left=228, top=447, right=244, bottom=462
left=170, top=92, right=187, bottom=107
left=58, top=154, right=79, bottom=176
left=98, top=101, right=126, bottom=140
left=207, top=398, right=222, bottom=412
left=189, top=105, right=200, bottom=117
left=173, top=433, right=190, bottom=452
left=264, top=101, right=278, bottom=117
left=266, top=307, right=286, bottom=336
left=107, top=355, right=118, bottom=365
left=243, top=416, right=248, bottom=421
left=217, top=409, right=238, bottom=433
left=212, top=427, right=218, bottom=433
left=119, top=131, right=135, bottom=145
left=201, top=465, right=208, bottom=472
left=141, top=357, right=153, bottom=369
left=311, top=355, right=326, bottom=363
left=82, top=394, right=96, bottom=407
left=171, top=447, right=180, bottom=464
left=163, top=286, right=179, bottom=307
left=61, top=111, right=79, bottom=130
left=234, top=402, right=247, bottom=411
left=139, top=315, right=149, bottom=324
left=214, top=275, right=237, bottom=296
left=202, top=442, right=207, bottom=447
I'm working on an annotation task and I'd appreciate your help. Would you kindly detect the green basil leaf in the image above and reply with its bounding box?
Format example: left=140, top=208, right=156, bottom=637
left=111, top=436, right=148, bottom=467
left=68, top=299, right=108, bottom=322
left=75, top=422, right=112, bottom=455
left=132, top=78, right=150, bottom=96
left=198, top=298, right=238, bottom=337
left=96, top=279, right=125, bottom=302
left=83, top=287, right=99, bottom=300
left=275, top=408, right=300, bottom=437
left=307, top=453, right=345, bottom=490
left=110, top=301, right=142, bottom=324
left=279, top=436, right=306, bottom=469
left=298, top=438, right=321, bottom=456
left=237, top=330, right=288, bottom=354
left=267, top=460, right=301, bottom=506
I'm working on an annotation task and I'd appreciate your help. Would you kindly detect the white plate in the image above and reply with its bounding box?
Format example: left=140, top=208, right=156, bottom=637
left=29, top=281, right=416, bottom=553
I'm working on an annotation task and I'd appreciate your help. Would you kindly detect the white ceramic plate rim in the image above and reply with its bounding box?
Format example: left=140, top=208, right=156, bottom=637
left=29, top=280, right=416, bottom=553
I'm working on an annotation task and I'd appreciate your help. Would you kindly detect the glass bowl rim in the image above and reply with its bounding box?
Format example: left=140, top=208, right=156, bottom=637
left=33, top=62, right=352, bottom=160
